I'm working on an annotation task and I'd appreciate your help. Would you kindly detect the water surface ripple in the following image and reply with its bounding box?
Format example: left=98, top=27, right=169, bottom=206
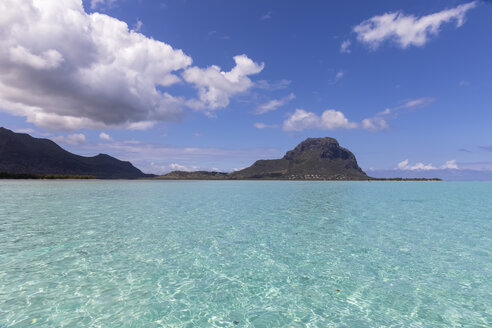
left=0, top=181, right=491, bottom=327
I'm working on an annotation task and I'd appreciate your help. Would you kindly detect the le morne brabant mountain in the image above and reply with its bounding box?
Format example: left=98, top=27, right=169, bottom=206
left=0, top=127, right=146, bottom=179
left=160, top=137, right=370, bottom=180
left=0, top=127, right=439, bottom=180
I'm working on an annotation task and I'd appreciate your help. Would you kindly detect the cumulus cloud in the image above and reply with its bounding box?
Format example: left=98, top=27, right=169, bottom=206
left=354, top=2, right=477, bottom=49
left=99, top=132, right=112, bottom=141
left=148, top=162, right=199, bottom=174
left=254, top=93, right=295, bottom=115
left=0, top=1, right=263, bottom=130
left=441, top=160, right=459, bottom=169
left=340, top=40, right=351, bottom=53
left=183, top=55, right=264, bottom=115
left=281, top=95, right=436, bottom=133
left=283, top=109, right=387, bottom=132
left=397, top=159, right=459, bottom=170
left=53, top=133, right=86, bottom=145
left=283, top=109, right=322, bottom=132
left=149, top=162, right=227, bottom=174
left=361, top=116, right=389, bottom=131
left=0, top=0, right=192, bottom=130
left=283, top=109, right=359, bottom=132
left=168, top=163, right=200, bottom=172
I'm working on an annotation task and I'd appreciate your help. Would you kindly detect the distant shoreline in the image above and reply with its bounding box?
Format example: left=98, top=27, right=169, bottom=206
left=152, top=177, right=443, bottom=181
left=0, top=172, right=442, bottom=181
left=0, top=172, right=96, bottom=179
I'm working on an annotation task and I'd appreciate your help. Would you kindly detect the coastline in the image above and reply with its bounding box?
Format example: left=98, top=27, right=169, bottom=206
left=0, top=173, right=442, bottom=181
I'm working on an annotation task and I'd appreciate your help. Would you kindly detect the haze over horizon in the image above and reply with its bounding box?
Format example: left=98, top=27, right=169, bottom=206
left=1, top=0, right=491, bottom=179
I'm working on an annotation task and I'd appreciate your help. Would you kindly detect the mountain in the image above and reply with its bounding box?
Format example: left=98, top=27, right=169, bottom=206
left=0, top=127, right=147, bottom=179
left=230, top=137, right=369, bottom=180
left=158, top=137, right=370, bottom=180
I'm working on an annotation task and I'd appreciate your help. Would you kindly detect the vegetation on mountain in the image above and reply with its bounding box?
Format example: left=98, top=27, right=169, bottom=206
left=0, top=127, right=147, bottom=179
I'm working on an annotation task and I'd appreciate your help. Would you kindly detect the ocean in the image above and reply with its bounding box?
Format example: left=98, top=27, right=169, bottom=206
left=0, top=180, right=490, bottom=327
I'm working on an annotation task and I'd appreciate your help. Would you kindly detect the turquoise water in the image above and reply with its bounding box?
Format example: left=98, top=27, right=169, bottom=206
left=0, top=181, right=491, bottom=327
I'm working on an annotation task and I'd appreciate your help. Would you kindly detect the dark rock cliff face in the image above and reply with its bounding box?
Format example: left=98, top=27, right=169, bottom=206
left=158, top=137, right=370, bottom=180
left=0, top=127, right=146, bottom=179
left=230, top=137, right=369, bottom=180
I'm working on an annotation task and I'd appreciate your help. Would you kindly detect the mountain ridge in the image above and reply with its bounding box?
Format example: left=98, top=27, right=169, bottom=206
left=0, top=127, right=147, bottom=179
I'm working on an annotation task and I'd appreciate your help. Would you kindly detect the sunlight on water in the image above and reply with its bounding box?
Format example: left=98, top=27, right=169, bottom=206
left=0, top=181, right=491, bottom=327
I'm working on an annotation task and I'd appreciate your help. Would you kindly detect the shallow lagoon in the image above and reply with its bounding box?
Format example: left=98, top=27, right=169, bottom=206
left=1, top=181, right=491, bottom=327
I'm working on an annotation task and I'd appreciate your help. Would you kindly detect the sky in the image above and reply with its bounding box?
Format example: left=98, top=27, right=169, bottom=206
left=1, top=0, right=491, bottom=177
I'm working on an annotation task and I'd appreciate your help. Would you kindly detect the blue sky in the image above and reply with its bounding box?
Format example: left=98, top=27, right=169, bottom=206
left=1, top=0, right=491, bottom=176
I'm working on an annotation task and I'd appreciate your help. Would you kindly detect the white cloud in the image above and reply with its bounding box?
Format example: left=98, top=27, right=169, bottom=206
left=396, top=159, right=459, bottom=170
left=321, top=110, right=358, bottom=130
left=441, top=160, right=459, bottom=169
left=283, top=109, right=320, bottom=132
left=379, top=108, right=391, bottom=115
left=149, top=162, right=226, bottom=175
left=283, top=109, right=358, bottom=132
left=0, top=0, right=192, bottom=130
left=283, top=109, right=389, bottom=132
left=398, top=97, right=435, bottom=109
left=361, top=117, right=389, bottom=131
left=127, top=121, right=156, bottom=130
left=397, top=159, right=436, bottom=170
left=9, top=46, right=64, bottom=70
left=255, top=93, right=295, bottom=115
left=53, top=133, right=86, bottom=145
left=13, top=128, right=34, bottom=134
left=0, top=1, right=264, bottom=130
left=168, top=163, right=199, bottom=172
left=254, top=123, right=278, bottom=129
left=183, top=55, right=264, bottom=115
left=133, top=19, right=143, bottom=32
left=340, top=40, right=351, bottom=53
left=335, top=70, right=344, bottom=81
left=354, top=2, right=477, bottom=49
left=149, top=162, right=168, bottom=174
left=148, top=162, right=199, bottom=174
left=281, top=96, right=435, bottom=133
left=99, top=132, right=112, bottom=141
